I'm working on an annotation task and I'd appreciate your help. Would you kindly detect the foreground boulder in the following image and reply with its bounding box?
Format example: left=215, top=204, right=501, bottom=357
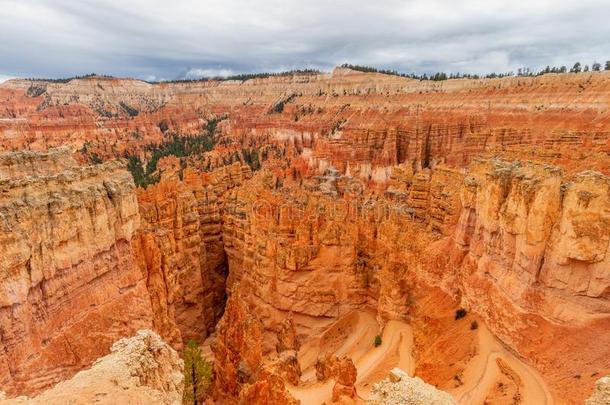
left=367, top=368, right=456, bottom=405
left=0, top=330, right=183, bottom=405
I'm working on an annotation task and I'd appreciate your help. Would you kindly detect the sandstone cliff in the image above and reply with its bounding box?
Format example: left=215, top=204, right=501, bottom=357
left=134, top=163, right=252, bottom=344
left=1, top=70, right=608, bottom=178
left=215, top=158, right=609, bottom=403
left=432, top=158, right=610, bottom=402
left=0, top=148, right=152, bottom=396
left=0, top=148, right=252, bottom=396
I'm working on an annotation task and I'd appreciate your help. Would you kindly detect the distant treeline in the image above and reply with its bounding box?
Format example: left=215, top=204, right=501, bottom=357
left=147, top=69, right=321, bottom=84
left=124, top=116, right=223, bottom=188
left=340, top=61, right=610, bottom=81
left=19, top=61, right=610, bottom=85
left=24, top=73, right=114, bottom=83
left=20, top=70, right=321, bottom=85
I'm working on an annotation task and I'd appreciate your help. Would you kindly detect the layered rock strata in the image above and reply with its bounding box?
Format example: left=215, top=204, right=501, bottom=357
left=135, top=163, right=251, bottom=344
left=0, top=148, right=151, bottom=395
left=216, top=158, right=609, bottom=403
left=1, top=70, right=608, bottom=177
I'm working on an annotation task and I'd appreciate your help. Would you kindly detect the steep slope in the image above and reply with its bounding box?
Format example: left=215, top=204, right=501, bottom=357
left=0, top=148, right=151, bottom=395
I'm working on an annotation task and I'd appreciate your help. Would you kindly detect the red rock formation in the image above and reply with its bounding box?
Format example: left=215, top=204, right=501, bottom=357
left=0, top=149, right=152, bottom=396
left=238, top=368, right=299, bottom=405
left=315, top=355, right=358, bottom=402
left=0, top=69, right=608, bottom=404
left=134, top=163, right=251, bottom=345
left=1, top=69, right=608, bottom=176
left=426, top=158, right=610, bottom=401
left=212, top=289, right=264, bottom=400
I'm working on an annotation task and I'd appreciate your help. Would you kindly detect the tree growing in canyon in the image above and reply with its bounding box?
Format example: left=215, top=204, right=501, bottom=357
left=182, top=340, right=212, bottom=405
left=374, top=335, right=382, bottom=347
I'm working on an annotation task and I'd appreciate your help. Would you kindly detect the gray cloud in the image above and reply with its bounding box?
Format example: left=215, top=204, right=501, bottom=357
left=0, top=0, right=609, bottom=80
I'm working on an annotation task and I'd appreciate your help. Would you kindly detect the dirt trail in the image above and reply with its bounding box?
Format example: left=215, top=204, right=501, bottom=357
left=450, top=324, right=553, bottom=405
left=287, top=310, right=552, bottom=405
left=288, top=310, right=413, bottom=403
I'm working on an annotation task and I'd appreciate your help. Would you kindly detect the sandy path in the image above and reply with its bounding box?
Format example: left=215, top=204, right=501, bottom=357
left=288, top=310, right=414, bottom=403
left=451, top=324, right=553, bottom=405
left=354, top=320, right=414, bottom=398
left=288, top=310, right=552, bottom=405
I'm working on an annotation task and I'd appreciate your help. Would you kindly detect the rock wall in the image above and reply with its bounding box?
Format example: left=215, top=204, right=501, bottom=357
left=134, top=163, right=251, bottom=344
left=448, top=158, right=610, bottom=324
left=216, top=157, right=609, bottom=403
left=0, top=149, right=152, bottom=396
left=431, top=158, right=610, bottom=401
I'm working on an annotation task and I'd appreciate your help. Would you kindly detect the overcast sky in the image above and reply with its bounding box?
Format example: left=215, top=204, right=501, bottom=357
left=1, top=0, right=609, bottom=82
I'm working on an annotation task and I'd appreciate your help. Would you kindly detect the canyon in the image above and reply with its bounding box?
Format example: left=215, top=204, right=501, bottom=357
left=0, top=68, right=608, bottom=404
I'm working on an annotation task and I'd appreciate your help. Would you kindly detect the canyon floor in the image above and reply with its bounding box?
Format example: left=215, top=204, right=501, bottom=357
left=0, top=68, right=608, bottom=404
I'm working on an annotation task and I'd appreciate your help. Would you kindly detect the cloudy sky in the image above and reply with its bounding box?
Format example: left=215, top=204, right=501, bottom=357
left=1, top=0, right=609, bottom=81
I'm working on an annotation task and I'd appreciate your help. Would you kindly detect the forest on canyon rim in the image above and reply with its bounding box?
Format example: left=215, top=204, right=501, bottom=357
left=0, top=65, right=608, bottom=405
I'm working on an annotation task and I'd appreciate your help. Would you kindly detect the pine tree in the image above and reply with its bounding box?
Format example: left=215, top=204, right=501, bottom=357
left=605, top=61, right=610, bottom=71
left=182, top=340, right=212, bottom=405
left=592, top=62, right=602, bottom=71
left=570, top=62, right=582, bottom=73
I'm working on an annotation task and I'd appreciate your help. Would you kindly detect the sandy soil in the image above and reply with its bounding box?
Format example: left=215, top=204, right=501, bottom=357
left=288, top=310, right=413, bottom=404
left=450, top=324, right=553, bottom=405
left=287, top=310, right=553, bottom=405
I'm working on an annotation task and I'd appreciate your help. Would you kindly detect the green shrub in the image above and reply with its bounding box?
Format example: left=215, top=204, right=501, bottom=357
left=470, top=320, right=478, bottom=330
left=374, top=335, right=382, bottom=347
left=90, top=153, right=103, bottom=164
left=455, top=308, right=467, bottom=320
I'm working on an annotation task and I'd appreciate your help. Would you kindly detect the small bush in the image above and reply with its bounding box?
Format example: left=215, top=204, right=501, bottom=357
left=158, top=120, right=169, bottom=133
left=470, top=320, right=478, bottom=330
left=374, top=335, right=382, bottom=347
left=90, top=153, right=103, bottom=164
left=455, top=308, right=467, bottom=320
